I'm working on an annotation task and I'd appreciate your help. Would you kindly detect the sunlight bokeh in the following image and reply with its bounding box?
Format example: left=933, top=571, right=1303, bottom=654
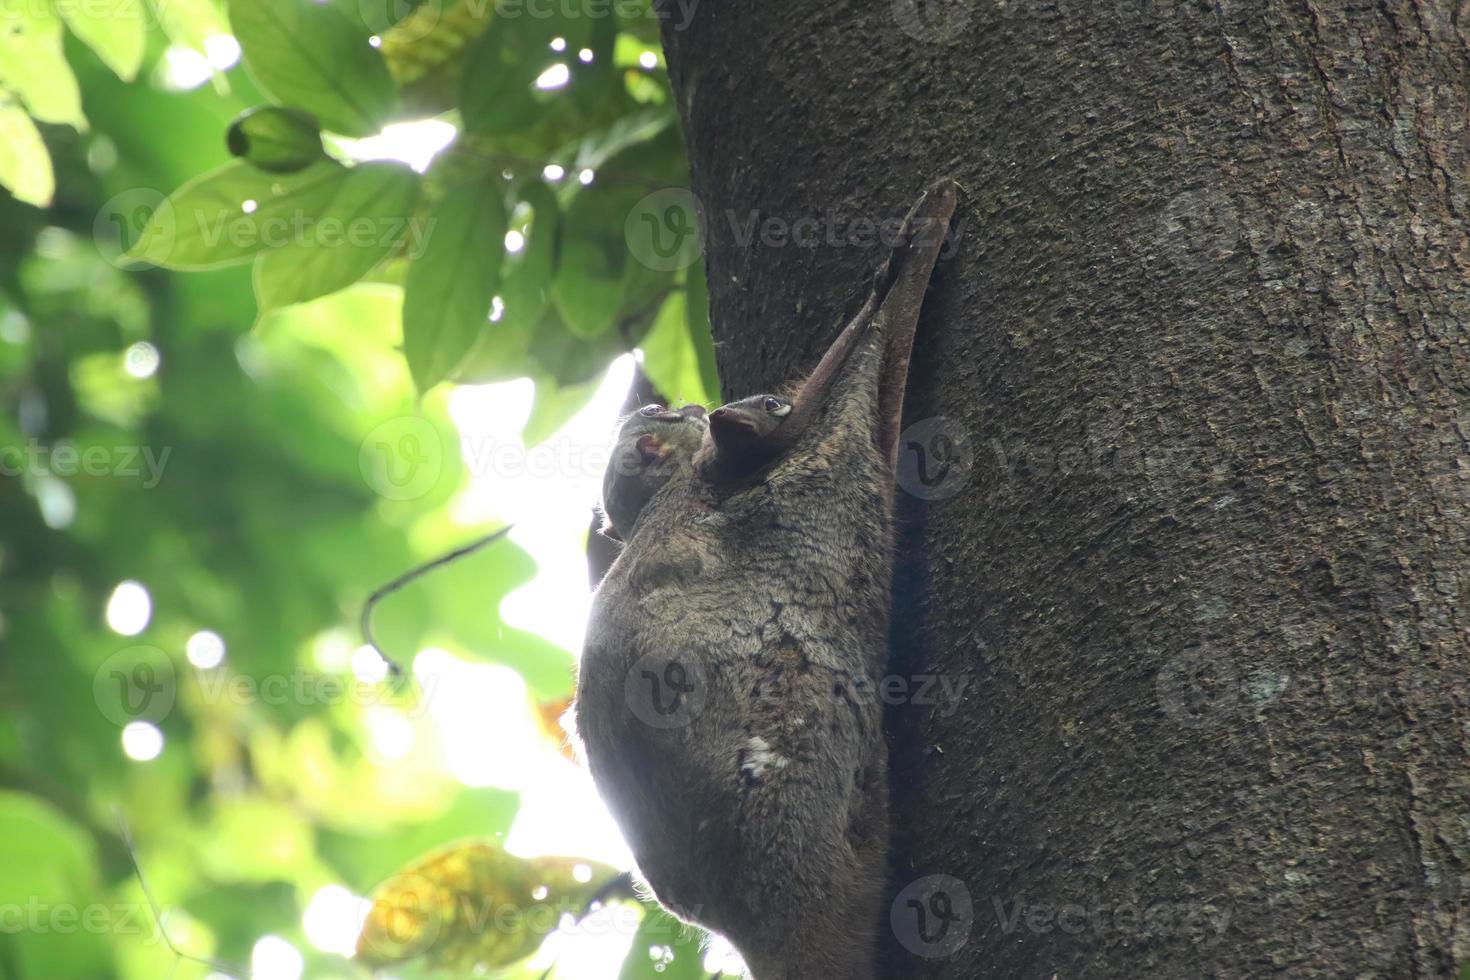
left=338, top=325, right=642, bottom=974
left=445, top=356, right=635, bottom=834
left=301, top=118, right=651, bottom=977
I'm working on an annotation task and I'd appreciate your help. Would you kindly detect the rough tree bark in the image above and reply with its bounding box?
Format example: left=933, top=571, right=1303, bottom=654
left=657, top=1, right=1470, bottom=977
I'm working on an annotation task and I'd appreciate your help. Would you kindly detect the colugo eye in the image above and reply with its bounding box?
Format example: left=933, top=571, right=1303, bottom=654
left=765, top=396, right=791, bottom=416
left=640, top=404, right=667, bottom=417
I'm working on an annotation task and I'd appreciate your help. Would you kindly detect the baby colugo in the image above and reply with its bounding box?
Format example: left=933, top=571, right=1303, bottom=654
left=578, top=179, right=958, bottom=979
left=599, top=402, right=707, bottom=541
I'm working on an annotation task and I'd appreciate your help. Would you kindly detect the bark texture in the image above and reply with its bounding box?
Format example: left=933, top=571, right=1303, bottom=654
left=659, top=1, right=1470, bottom=977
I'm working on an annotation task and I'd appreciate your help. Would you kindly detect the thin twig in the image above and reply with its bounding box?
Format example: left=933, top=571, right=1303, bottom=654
left=116, top=808, right=245, bottom=978
left=360, top=525, right=515, bottom=675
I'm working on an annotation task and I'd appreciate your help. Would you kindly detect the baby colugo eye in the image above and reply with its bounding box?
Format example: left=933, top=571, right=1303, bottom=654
left=765, top=396, right=791, bottom=416
left=640, top=404, right=667, bottom=417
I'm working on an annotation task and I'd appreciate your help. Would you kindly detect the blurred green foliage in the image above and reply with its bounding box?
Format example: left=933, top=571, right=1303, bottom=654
left=0, top=0, right=721, bottom=976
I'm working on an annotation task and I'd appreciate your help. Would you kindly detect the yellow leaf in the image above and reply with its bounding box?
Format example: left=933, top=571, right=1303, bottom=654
left=355, top=838, right=622, bottom=973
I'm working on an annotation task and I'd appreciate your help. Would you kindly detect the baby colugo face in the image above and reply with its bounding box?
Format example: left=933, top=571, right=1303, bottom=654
left=600, top=403, right=708, bottom=540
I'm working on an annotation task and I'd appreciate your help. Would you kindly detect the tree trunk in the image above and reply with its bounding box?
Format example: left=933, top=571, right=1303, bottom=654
left=657, top=1, right=1470, bottom=977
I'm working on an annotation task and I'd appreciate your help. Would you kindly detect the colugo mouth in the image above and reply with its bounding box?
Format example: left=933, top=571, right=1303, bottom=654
left=635, top=433, right=671, bottom=464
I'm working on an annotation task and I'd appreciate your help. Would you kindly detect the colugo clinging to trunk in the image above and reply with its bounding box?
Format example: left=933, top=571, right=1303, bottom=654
left=577, top=178, right=959, bottom=979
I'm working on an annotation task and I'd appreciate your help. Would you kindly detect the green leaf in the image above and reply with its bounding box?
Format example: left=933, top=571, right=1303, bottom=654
left=523, top=372, right=602, bottom=447
left=639, top=289, right=713, bottom=408
left=402, top=178, right=507, bottom=391
left=448, top=179, right=556, bottom=384
left=498, top=180, right=558, bottom=334
left=0, top=793, right=111, bottom=980
left=0, top=102, right=54, bottom=207
left=56, top=0, right=146, bottom=81
left=151, top=0, right=228, bottom=51
left=617, top=907, right=710, bottom=980
left=448, top=317, right=532, bottom=385
left=0, top=792, right=96, bottom=907
left=552, top=183, right=630, bottom=338
left=0, top=0, right=85, bottom=128
left=228, top=0, right=396, bottom=137
left=459, top=13, right=588, bottom=136
left=130, top=158, right=349, bottom=270
left=227, top=106, right=325, bottom=174
left=198, top=795, right=324, bottom=883
left=529, top=307, right=627, bottom=387
left=552, top=125, right=689, bottom=340
left=571, top=108, right=673, bottom=174
left=253, top=161, right=421, bottom=310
